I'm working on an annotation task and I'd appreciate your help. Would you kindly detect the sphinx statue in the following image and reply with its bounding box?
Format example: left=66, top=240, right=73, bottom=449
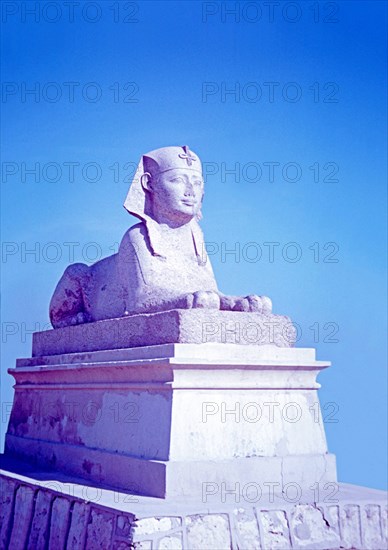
left=49, top=146, right=273, bottom=329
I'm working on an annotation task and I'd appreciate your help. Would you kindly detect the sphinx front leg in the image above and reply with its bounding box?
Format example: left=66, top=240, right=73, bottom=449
left=219, top=294, right=272, bottom=314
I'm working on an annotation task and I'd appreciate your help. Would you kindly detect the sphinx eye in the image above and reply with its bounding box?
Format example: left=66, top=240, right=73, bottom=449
left=171, top=177, right=184, bottom=183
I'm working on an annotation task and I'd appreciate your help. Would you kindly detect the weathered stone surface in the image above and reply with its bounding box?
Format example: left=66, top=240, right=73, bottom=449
left=0, top=471, right=137, bottom=550
left=28, top=489, right=52, bottom=549
left=134, top=517, right=180, bottom=536
left=361, top=505, right=385, bottom=550
left=133, top=542, right=152, bottom=549
left=156, top=534, right=183, bottom=549
left=66, top=502, right=88, bottom=550
left=259, top=510, right=291, bottom=549
left=289, top=504, right=340, bottom=547
left=340, top=504, right=362, bottom=549
left=112, top=543, right=133, bottom=550
left=33, top=309, right=295, bottom=357
left=233, top=507, right=261, bottom=549
left=382, top=505, right=388, bottom=541
left=48, top=497, right=72, bottom=549
left=185, top=514, right=231, bottom=549
left=132, top=516, right=183, bottom=549
left=8, top=485, right=35, bottom=550
left=324, top=505, right=341, bottom=537
left=85, top=508, right=115, bottom=549
left=0, top=477, right=16, bottom=548
left=115, top=514, right=133, bottom=539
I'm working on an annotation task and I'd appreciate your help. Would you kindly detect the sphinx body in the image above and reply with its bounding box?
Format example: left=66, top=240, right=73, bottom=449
left=50, top=220, right=221, bottom=328
left=50, top=146, right=272, bottom=329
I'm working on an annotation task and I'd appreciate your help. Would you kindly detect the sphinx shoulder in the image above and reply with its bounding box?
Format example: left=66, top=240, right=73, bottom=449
left=120, top=221, right=150, bottom=250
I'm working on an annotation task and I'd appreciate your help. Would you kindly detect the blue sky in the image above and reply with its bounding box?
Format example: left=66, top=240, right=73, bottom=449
left=1, top=1, right=387, bottom=490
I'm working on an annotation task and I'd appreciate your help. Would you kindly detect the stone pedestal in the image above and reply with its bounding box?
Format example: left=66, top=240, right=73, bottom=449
left=5, top=312, right=336, bottom=498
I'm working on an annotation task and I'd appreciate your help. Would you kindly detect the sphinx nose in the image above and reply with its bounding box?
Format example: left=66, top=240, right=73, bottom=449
left=184, top=182, right=194, bottom=196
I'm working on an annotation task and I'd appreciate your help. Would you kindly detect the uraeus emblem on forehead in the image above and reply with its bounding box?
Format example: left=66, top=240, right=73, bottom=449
left=178, top=146, right=197, bottom=167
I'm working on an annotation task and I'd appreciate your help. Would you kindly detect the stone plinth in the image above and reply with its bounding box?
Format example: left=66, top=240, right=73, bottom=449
left=6, top=331, right=335, bottom=498
left=32, top=309, right=296, bottom=356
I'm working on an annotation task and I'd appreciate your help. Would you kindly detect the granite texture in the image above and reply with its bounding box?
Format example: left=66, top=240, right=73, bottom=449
left=33, top=309, right=296, bottom=356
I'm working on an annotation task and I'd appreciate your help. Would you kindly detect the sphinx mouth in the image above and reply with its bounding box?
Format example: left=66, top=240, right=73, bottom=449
left=181, top=199, right=196, bottom=206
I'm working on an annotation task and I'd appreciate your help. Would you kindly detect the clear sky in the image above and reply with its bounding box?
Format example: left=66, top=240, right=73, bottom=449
left=1, top=0, right=387, bottom=490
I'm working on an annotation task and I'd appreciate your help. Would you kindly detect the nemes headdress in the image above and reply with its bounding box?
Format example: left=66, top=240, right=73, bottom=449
left=124, top=145, right=206, bottom=258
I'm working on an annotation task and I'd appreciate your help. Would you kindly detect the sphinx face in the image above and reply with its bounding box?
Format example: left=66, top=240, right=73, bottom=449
left=149, top=168, right=204, bottom=225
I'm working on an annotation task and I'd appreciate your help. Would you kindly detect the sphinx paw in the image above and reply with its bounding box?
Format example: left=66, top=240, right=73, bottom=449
left=245, top=294, right=263, bottom=313
left=233, top=297, right=251, bottom=312
left=190, top=290, right=220, bottom=309
left=239, top=295, right=273, bottom=314
left=261, top=295, right=272, bottom=315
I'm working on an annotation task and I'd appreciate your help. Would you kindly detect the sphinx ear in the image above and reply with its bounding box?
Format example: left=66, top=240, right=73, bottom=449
left=141, top=172, right=153, bottom=193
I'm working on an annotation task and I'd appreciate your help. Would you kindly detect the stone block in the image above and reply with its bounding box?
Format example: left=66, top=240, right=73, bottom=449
left=133, top=542, right=152, bottom=549
left=259, top=510, right=291, bottom=549
left=340, top=504, right=362, bottom=549
left=324, top=504, right=341, bottom=537
left=289, top=504, right=340, bottom=547
left=28, top=490, right=52, bottom=549
left=85, top=508, right=115, bottom=549
left=233, top=507, right=261, bottom=549
left=32, top=309, right=295, bottom=357
left=0, top=477, right=17, bottom=548
left=134, top=517, right=180, bottom=536
left=382, top=505, right=388, bottom=540
left=185, top=514, right=231, bottom=549
left=66, top=502, right=88, bottom=550
left=115, top=514, right=133, bottom=539
left=8, top=485, right=35, bottom=550
left=361, top=505, right=385, bottom=550
left=156, top=534, right=183, bottom=549
left=48, top=497, right=72, bottom=549
left=112, top=543, right=133, bottom=550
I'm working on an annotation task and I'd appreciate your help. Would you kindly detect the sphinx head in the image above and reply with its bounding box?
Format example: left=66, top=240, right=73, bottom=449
left=141, top=169, right=203, bottom=226
left=140, top=146, right=204, bottom=227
